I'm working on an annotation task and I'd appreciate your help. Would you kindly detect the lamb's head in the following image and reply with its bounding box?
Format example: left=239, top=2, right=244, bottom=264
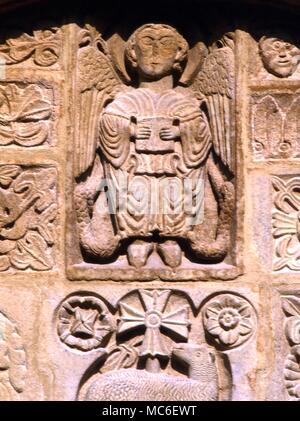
left=172, top=343, right=219, bottom=399
left=172, top=343, right=216, bottom=369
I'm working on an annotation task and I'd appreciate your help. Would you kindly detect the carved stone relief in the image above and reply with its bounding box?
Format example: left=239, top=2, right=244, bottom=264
left=0, top=82, right=54, bottom=147
left=0, top=310, right=27, bottom=400
left=258, top=36, right=300, bottom=78
left=0, top=165, right=57, bottom=271
left=272, top=176, right=300, bottom=271
left=69, top=23, right=237, bottom=280
left=251, top=94, right=300, bottom=160
left=0, top=0, right=298, bottom=403
left=282, top=295, right=300, bottom=400
left=57, top=295, right=115, bottom=351
left=54, top=289, right=256, bottom=401
left=202, top=294, right=256, bottom=349
left=0, top=28, right=61, bottom=67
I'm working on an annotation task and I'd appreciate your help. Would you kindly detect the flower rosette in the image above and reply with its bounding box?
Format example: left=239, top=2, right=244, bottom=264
left=202, top=294, right=256, bottom=349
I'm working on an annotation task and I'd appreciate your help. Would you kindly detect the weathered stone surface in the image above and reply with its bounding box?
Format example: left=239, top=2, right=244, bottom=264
left=0, top=0, right=300, bottom=402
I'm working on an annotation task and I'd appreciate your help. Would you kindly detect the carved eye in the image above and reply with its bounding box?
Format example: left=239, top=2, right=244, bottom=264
left=140, top=37, right=153, bottom=47
left=273, top=41, right=283, bottom=50
left=160, top=37, right=173, bottom=46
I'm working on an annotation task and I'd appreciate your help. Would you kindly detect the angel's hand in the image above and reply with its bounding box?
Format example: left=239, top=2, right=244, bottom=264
left=130, top=124, right=151, bottom=140
left=160, top=126, right=180, bottom=141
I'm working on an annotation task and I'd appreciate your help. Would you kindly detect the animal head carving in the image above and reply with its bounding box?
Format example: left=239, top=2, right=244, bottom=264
left=172, top=343, right=215, bottom=367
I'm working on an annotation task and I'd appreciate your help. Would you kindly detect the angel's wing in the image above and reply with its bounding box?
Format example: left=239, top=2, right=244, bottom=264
left=74, top=26, right=126, bottom=178
left=190, top=33, right=235, bottom=173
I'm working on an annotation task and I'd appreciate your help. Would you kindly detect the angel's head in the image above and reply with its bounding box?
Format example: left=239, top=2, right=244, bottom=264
left=125, top=23, right=189, bottom=80
left=259, top=36, right=300, bottom=78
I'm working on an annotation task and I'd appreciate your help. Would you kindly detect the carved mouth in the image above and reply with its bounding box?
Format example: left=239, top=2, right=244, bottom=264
left=276, top=60, right=290, bottom=66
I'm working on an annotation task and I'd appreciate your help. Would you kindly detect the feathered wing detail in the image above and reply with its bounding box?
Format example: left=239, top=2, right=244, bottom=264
left=186, top=34, right=235, bottom=260
left=74, top=25, right=126, bottom=178
left=73, top=26, right=127, bottom=259
left=190, top=33, right=235, bottom=174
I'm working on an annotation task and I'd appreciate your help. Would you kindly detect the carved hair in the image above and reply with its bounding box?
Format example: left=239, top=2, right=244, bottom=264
left=258, top=34, right=297, bottom=52
left=125, top=23, right=189, bottom=73
left=258, top=35, right=276, bottom=52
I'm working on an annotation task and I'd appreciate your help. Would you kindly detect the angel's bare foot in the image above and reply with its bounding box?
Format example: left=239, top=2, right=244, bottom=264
left=157, top=240, right=182, bottom=268
left=127, top=240, right=154, bottom=268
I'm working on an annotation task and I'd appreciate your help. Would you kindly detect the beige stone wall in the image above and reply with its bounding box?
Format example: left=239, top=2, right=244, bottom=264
left=0, top=0, right=299, bottom=401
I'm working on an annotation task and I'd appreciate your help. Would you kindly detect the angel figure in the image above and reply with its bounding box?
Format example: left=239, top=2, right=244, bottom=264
left=74, top=23, right=235, bottom=268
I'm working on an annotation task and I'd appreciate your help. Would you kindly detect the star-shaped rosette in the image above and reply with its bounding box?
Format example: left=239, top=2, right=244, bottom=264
left=57, top=295, right=115, bottom=351
left=118, top=290, right=190, bottom=358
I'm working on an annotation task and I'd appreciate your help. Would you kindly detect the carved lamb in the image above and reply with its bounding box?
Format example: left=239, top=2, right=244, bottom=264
left=83, top=343, right=218, bottom=401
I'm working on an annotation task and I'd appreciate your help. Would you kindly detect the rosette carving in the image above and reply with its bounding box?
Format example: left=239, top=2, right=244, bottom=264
left=202, top=293, right=256, bottom=349
left=57, top=294, right=115, bottom=351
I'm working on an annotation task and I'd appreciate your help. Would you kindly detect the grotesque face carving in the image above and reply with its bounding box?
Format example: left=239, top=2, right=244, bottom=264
left=259, top=36, right=300, bottom=78
left=126, top=24, right=189, bottom=80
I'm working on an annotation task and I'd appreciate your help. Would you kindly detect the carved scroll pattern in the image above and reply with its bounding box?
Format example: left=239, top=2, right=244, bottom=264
left=0, top=311, right=27, bottom=400
left=0, top=28, right=61, bottom=67
left=272, top=176, right=300, bottom=271
left=0, top=165, right=57, bottom=272
left=251, top=94, right=300, bottom=160
left=0, top=83, right=53, bottom=147
left=281, top=296, right=300, bottom=400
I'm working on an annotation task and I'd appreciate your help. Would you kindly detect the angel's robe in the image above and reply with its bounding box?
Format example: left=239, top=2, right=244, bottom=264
left=98, top=87, right=211, bottom=238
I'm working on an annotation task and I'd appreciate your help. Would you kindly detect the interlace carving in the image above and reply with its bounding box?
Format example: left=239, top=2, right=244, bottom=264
left=0, top=165, right=57, bottom=271
left=272, top=176, right=300, bottom=271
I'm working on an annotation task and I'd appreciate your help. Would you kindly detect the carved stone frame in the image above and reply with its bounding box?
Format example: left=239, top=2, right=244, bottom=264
left=65, top=27, right=246, bottom=282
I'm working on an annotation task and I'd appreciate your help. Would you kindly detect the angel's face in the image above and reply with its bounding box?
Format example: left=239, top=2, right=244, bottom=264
left=260, top=37, right=300, bottom=77
left=134, top=28, right=179, bottom=79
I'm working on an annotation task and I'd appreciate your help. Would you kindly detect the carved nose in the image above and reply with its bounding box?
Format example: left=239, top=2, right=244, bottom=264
left=152, top=42, right=160, bottom=55
left=279, top=49, right=287, bottom=57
